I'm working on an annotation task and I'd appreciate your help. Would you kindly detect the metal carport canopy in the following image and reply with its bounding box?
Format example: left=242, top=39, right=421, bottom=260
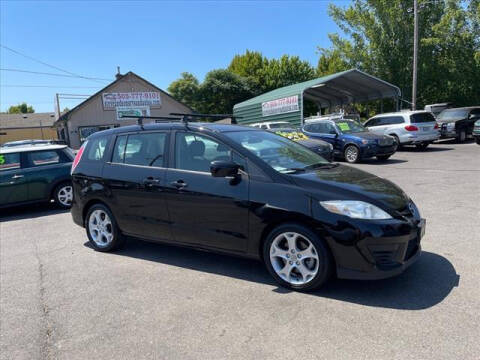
left=233, top=69, right=401, bottom=126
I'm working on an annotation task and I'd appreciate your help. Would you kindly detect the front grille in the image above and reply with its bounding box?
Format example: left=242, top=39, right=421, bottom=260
left=370, top=249, right=397, bottom=267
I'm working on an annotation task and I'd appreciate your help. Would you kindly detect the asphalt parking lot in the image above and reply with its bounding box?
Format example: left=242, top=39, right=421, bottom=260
left=1, top=140, right=479, bottom=360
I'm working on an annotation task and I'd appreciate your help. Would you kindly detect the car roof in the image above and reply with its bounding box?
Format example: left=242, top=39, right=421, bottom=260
left=371, top=110, right=431, bottom=117
left=88, top=122, right=259, bottom=139
left=0, top=144, right=67, bottom=154
left=440, top=106, right=479, bottom=111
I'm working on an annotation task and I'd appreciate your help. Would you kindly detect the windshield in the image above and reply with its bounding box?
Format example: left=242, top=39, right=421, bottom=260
left=269, top=122, right=291, bottom=129
left=335, top=120, right=366, bottom=134
left=225, top=130, right=328, bottom=173
left=437, top=109, right=469, bottom=121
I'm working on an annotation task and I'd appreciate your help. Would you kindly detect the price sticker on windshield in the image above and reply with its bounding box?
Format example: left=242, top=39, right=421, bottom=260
left=0, top=155, right=5, bottom=165
left=337, top=122, right=350, bottom=131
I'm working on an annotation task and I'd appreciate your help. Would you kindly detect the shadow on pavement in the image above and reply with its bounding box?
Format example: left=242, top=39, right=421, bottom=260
left=359, top=158, right=408, bottom=165
left=0, top=202, right=69, bottom=221
left=398, top=146, right=453, bottom=152
left=98, top=238, right=458, bottom=310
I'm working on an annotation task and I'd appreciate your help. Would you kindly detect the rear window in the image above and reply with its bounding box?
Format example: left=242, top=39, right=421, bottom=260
left=0, top=153, right=21, bottom=171
left=410, top=113, right=436, bottom=123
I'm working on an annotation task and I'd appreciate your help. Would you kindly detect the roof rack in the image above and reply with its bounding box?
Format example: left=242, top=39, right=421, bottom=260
left=170, top=113, right=242, bottom=124
left=120, top=115, right=182, bottom=126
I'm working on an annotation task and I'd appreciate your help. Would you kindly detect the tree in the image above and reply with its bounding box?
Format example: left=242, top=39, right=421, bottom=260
left=261, top=55, right=316, bottom=92
left=317, top=48, right=349, bottom=77
left=167, top=72, right=200, bottom=110
left=8, top=103, right=35, bottom=114
left=196, top=69, right=254, bottom=115
left=228, top=50, right=267, bottom=94
left=321, top=0, right=480, bottom=108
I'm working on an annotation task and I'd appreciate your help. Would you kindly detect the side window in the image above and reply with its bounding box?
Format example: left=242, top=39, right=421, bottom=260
left=0, top=153, right=21, bottom=171
left=391, top=116, right=405, bottom=124
left=470, top=109, right=480, bottom=116
left=365, top=118, right=377, bottom=127
left=175, top=132, right=239, bottom=173
left=260, top=125, right=268, bottom=129
left=113, top=133, right=167, bottom=167
left=86, top=136, right=108, bottom=161
left=325, top=123, right=337, bottom=134
left=28, top=151, right=60, bottom=166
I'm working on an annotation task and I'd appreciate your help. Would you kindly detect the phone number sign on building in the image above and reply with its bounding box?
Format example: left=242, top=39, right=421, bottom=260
left=102, top=92, right=161, bottom=109
left=262, top=95, right=299, bottom=117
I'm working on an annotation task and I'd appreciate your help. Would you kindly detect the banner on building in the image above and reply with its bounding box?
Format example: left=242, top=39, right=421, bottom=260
left=262, top=95, right=299, bottom=117
left=116, top=106, right=151, bottom=120
left=103, top=92, right=161, bottom=109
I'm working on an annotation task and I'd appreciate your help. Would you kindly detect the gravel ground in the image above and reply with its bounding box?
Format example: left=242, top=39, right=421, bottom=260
left=1, top=140, right=479, bottom=360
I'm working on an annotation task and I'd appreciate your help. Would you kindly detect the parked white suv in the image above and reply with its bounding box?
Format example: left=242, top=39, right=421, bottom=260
left=249, top=121, right=292, bottom=130
left=365, top=111, right=440, bottom=150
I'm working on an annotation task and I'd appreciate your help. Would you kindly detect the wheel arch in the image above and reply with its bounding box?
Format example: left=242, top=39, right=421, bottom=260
left=82, top=199, right=112, bottom=226
left=49, top=179, right=72, bottom=200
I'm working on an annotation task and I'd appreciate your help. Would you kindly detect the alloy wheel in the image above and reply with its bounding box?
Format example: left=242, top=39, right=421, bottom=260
left=269, top=232, right=319, bottom=285
left=57, top=185, right=73, bottom=206
left=88, top=210, right=114, bottom=248
left=345, top=146, right=359, bottom=163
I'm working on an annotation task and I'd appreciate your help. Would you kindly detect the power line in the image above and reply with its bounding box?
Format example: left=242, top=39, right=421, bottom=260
left=0, top=68, right=111, bottom=81
left=0, top=44, right=109, bottom=84
left=1, top=84, right=101, bottom=89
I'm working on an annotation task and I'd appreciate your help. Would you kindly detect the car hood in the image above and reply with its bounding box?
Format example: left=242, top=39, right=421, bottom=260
left=347, top=131, right=387, bottom=140
left=289, top=164, right=409, bottom=211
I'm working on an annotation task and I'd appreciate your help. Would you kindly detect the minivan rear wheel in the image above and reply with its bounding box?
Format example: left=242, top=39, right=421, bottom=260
left=263, top=224, right=333, bottom=291
left=457, top=129, right=466, bottom=143
left=86, top=204, right=124, bottom=252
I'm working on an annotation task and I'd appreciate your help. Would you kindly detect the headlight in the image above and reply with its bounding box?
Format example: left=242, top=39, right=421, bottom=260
left=320, top=200, right=392, bottom=219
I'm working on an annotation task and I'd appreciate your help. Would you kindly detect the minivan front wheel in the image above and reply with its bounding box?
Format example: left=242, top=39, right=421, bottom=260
left=86, top=204, right=124, bottom=252
left=264, top=224, right=332, bottom=291
left=54, top=182, right=73, bottom=209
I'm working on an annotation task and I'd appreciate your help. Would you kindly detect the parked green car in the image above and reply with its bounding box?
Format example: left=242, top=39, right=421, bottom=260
left=473, top=120, right=480, bottom=145
left=0, top=144, right=74, bottom=209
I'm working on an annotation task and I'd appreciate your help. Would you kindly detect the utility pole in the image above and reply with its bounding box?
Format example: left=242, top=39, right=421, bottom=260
left=412, top=0, right=419, bottom=110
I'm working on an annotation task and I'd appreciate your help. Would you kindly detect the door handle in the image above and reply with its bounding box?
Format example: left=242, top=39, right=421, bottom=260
left=11, top=174, right=24, bottom=180
left=170, top=180, right=188, bottom=189
left=143, top=177, right=161, bottom=187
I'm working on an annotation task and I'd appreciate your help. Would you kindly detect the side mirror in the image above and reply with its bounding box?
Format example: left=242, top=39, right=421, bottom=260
left=210, top=160, right=240, bottom=178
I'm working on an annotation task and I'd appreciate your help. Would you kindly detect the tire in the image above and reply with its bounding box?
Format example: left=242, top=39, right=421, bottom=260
left=415, top=143, right=429, bottom=150
left=376, top=155, right=391, bottom=161
left=391, top=135, right=400, bottom=151
left=53, top=182, right=73, bottom=209
left=263, top=223, right=333, bottom=291
left=85, top=204, right=125, bottom=252
left=457, top=129, right=466, bottom=143
left=476, top=137, right=480, bottom=145
left=344, top=145, right=360, bottom=163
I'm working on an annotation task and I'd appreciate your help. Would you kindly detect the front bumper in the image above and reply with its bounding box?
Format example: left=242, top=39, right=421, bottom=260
left=318, top=209, right=425, bottom=280
left=361, top=144, right=396, bottom=158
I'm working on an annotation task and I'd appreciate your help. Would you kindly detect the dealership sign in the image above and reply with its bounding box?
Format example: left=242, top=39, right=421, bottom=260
left=116, top=106, right=150, bottom=120
left=262, top=95, right=299, bottom=117
left=103, top=92, right=161, bottom=109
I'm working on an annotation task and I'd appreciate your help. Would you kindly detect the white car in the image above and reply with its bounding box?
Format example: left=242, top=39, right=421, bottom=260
left=365, top=111, right=440, bottom=150
left=249, top=121, right=292, bottom=130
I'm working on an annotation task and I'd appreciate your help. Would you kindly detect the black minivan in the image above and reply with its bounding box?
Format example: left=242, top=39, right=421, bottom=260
left=71, top=122, right=425, bottom=291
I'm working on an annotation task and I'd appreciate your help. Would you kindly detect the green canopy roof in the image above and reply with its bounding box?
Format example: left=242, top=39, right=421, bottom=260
left=233, top=69, right=401, bottom=126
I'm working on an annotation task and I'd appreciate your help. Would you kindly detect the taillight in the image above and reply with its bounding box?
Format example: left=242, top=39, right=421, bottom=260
left=434, top=122, right=439, bottom=129
left=71, top=141, right=87, bottom=174
left=405, top=125, right=419, bottom=131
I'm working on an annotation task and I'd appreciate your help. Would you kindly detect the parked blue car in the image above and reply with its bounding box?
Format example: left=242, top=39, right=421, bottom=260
left=302, top=119, right=397, bottom=163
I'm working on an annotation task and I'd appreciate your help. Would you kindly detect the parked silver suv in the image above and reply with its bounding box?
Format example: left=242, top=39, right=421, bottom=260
left=365, top=111, right=439, bottom=150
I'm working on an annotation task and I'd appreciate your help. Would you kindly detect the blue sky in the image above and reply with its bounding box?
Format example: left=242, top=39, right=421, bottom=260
left=0, top=0, right=349, bottom=113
